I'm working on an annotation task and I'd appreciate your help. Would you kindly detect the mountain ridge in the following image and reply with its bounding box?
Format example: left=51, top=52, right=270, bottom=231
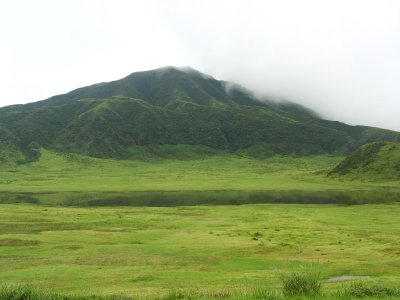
left=0, top=66, right=399, bottom=160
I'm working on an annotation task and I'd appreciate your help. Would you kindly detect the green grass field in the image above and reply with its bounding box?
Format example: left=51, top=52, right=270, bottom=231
left=1, top=149, right=400, bottom=299
left=1, top=203, right=400, bottom=299
left=1, top=149, right=345, bottom=192
left=0, top=149, right=398, bottom=206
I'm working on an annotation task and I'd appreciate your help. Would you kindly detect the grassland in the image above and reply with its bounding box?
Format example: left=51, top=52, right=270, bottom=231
left=1, top=149, right=399, bottom=299
left=0, top=149, right=344, bottom=192
left=0, top=149, right=399, bottom=206
left=1, top=203, right=400, bottom=298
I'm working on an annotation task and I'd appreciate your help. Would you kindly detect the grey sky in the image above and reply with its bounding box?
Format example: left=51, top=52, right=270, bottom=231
left=1, top=0, right=399, bottom=131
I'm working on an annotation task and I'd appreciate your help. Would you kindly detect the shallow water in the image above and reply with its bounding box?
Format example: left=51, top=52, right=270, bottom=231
left=327, top=275, right=370, bottom=281
left=1, top=189, right=400, bottom=206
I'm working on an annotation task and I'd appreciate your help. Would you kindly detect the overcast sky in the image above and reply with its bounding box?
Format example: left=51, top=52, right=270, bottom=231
left=1, top=0, right=399, bottom=131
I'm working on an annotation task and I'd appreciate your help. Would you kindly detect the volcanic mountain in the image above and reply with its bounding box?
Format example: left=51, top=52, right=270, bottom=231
left=0, top=66, right=399, bottom=161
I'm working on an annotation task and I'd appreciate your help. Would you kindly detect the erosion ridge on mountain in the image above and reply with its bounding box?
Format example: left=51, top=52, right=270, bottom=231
left=1, top=66, right=399, bottom=161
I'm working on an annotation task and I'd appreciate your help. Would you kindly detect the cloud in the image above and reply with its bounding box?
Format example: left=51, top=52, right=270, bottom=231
left=161, top=0, right=400, bottom=131
left=0, top=0, right=399, bottom=131
left=0, top=0, right=185, bottom=105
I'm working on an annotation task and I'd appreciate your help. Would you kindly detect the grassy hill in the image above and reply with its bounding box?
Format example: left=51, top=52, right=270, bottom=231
left=0, top=66, right=399, bottom=160
left=329, top=142, right=400, bottom=181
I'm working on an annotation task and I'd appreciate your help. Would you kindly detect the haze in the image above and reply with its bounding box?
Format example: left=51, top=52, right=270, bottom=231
left=1, top=0, right=399, bottom=131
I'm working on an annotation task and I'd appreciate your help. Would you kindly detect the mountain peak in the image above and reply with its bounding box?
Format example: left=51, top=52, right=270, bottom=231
left=129, top=66, right=215, bottom=81
left=0, top=66, right=399, bottom=160
left=43, top=66, right=262, bottom=108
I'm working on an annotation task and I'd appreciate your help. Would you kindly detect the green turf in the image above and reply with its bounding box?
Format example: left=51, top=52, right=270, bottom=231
left=1, top=203, right=400, bottom=298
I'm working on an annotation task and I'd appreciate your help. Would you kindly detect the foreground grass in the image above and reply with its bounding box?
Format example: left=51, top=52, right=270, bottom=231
left=1, top=280, right=400, bottom=299
left=1, top=203, right=399, bottom=298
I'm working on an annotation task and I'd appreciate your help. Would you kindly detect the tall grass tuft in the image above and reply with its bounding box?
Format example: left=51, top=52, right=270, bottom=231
left=252, top=287, right=280, bottom=300
left=342, top=281, right=400, bottom=298
left=162, top=289, right=195, bottom=300
left=0, top=285, right=134, bottom=300
left=0, top=286, right=40, bottom=300
left=162, top=288, right=233, bottom=300
left=280, top=271, right=322, bottom=297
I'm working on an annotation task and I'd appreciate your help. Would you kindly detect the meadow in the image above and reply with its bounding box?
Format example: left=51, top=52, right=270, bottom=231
left=0, top=149, right=398, bottom=206
left=1, top=149, right=345, bottom=193
left=1, top=149, right=400, bottom=299
left=1, top=203, right=400, bottom=299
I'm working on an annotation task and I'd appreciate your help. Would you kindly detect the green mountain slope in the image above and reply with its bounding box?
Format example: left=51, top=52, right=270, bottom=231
left=0, top=66, right=399, bottom=159
left=329, top=141, right=400, bottom=181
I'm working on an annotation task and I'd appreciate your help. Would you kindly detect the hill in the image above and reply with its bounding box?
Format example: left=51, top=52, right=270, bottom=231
left=329, top=141, right=400, bottom=181
left=0, top=66, right=399, bottom=160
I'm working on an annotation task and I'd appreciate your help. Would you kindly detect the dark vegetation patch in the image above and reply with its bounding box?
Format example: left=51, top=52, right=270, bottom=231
left=0, top=194, right=39, bottom=204
left=80, top=190, right=400, bottom=207
left=129, top=275, right=156, bottom=283
left=0, top=222, right=92, bottom=234
left=0, top=239, right=41, bottom=247
left=64, top=244, right=83, bottom=250
left=1, top=189, right=400, bottom=207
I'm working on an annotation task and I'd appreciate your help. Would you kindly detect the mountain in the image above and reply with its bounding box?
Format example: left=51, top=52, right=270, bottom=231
left=0, top=66, right=400, bottom=160
left=329, top=141, right=400, bottom=181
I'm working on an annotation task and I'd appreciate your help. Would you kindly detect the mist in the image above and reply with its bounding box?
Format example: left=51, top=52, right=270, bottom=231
left=0, top=0, right=399, bottom=131
left=162, top=0, right=400, bottom=131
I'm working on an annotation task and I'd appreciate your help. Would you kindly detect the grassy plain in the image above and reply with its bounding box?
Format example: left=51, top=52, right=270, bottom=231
left=0, top=149, right=399, bottom=299
left=0, top=149, right=344, bottom=192
left=1, top=203, right=400, bottom=298
left=0, top=149, right=398, bottom=206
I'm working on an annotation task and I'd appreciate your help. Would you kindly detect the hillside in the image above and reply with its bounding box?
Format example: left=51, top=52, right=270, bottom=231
left=0, top=66, right=399, bottom=160
left=329, top=141, right=400, bottom=181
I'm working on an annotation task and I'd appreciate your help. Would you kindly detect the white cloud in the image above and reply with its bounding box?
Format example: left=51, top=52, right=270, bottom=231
left=0, top=0, right=399, bottom=131
left=0, top=0, right=186, bottom=104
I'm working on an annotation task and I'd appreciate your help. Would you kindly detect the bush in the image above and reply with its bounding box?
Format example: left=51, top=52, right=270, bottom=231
left=281, top=271, right=321, bottom=297
left=343, top=281, right=400, bottom=298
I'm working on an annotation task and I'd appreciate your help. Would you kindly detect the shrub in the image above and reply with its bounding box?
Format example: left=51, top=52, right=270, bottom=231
left=280, top=271, right=321, bottom=297
left=343, top=281, right=400, bottom=298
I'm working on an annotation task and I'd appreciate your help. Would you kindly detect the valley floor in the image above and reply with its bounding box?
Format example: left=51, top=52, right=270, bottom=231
left=1, top=150, right=399, bottom=298
left=1, top=203, right=400, bottom=298
left=0, top=149, right=398, bottom=206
